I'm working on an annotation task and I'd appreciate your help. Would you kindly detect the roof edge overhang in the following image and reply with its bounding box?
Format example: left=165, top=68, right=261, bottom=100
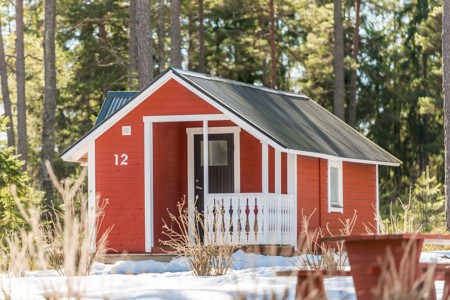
left=61, top=67, right=401, bottom=167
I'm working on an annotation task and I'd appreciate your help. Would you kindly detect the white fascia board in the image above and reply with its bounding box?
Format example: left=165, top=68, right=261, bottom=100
left=61, top=71, right=175, bottom=162
left=171, top=76, right=399, bottom=167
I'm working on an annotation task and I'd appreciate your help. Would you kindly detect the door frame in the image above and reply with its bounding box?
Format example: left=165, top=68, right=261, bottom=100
left=186, top=126, right=241, bottom=209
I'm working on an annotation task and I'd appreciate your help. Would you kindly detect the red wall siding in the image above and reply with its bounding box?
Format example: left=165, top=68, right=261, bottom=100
left=240, top=130, right=262, bottom=193
left=320, top=161, right=376, bottom=235
left=281, top=152, right=287, bottom=194
left=153, top=123, right=182, bottom=244
left=297, top=156, right=321, bottom=232
left=268, top=146, right=275, bottom=193
left=296, top=157, right=376, bottom=236
left=96, top=79, right=223, bottom=253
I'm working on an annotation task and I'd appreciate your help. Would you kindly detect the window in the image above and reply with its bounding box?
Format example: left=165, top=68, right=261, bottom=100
left=328, top=160, right=343, bottom=213
left=200, top=140, right=228, bottom=166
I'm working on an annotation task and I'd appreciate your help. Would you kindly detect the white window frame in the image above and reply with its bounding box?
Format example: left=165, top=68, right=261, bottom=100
left=328, top=160, right=343, bottom=213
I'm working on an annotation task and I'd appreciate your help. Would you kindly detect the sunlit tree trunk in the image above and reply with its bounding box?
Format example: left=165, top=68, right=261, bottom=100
left=16, top=0, right=27, bottom=168
left=198, top=0, right=205, bottom=73
left=333, top=0, right=345, bottom=120
left=443, top=0, right=450, bottom=231
left=158, top=0, right=165, bottom=73
left=269, top=0, right=276, bottom=88
left=0, top=15, right=14, bottom=148
left=170, top=0, right=182, bottom=68
left=349, top=0, right=360, bottom=128
left=40, top=0, right=57, bottom=209
left=136, top=0, right=154, bottom=89
left=129, top=0, right=138, bottom=87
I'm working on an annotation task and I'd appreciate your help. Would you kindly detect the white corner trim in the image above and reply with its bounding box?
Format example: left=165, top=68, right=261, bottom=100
left=203, top=121, right=209, bottom=197
left=275, top=149, right=281, bottom=194
left=262, top=142, right=269, bottom=194
left=87, top=141, right=96, bottom=252
left=287, top=153, right=297, bottom=248
left=328, top=159, right=344, bottom=214
left=144, top=121, right=154, bottom=252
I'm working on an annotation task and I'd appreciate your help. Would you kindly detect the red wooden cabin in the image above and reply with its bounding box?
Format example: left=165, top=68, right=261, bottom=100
left=61, top=68, right=400, bottom=253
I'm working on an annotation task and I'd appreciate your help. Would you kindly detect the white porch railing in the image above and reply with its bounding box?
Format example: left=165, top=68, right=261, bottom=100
left=204, top=193, right=296, bottom=246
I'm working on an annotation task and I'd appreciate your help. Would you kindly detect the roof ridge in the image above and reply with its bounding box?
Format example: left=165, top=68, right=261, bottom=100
left=173, top=68, right=308, bottom=100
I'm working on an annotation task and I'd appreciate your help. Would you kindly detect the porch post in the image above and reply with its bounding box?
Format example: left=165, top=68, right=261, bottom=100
left=261, top=142, right=269, bottom=194
left=287, top=153, right=297, bottom=248
left=203, top=120, right=209, bottom=204
left=261, top=142, right=269, bottom=244
left=275, top=149, right=281, bottom=194
left=144, top=120, right=154, bottom=252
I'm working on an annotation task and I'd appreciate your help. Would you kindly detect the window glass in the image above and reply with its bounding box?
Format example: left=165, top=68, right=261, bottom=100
left=200, top=140, right=228, bottom=166
left=330, top=166, right=340, bottom=206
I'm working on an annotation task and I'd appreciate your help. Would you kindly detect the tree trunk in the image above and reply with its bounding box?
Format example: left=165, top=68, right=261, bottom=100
left=333, top=0, right=345, bottom=120
left=41, top=0, right=57, bottom=209
left=348, top=0, right=361, bottom=127
left=198, top=0, right=205, bottom=73
left=188, top=11, right=194, bottom=70
left=269, top=0, right=276, bottom=89
left=0, top=16, right=14, bottom=148
left=158, top=0, right=165, bottom=73
left=129, top=0, right=138, bottom=87
left=16, top=0, right=27, bottom=168
left=136, top=0, right=154, bottom=89
left=170, top=0, right=182, bottom=68
left=443, top=0, right=450, bottom=231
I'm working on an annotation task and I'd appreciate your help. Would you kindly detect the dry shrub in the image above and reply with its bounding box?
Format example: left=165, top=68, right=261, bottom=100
left=295, top=209, right=357, bottom=271
left=372, top=240, right=436, bottom=300
left=0, top=162, right=111, bottom=276
left=365, top=190, right=420, bottom=235
left=160, top=196, right=240, bottom=276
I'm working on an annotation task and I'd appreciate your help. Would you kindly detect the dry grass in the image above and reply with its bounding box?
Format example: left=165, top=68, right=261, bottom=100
left=365, top=190, right=420, bottom=235
left=295, top=209, right=357, bottom=271
left=0, top=162, right=111, bottom=277
left=160, top=196, right=240, bottom=276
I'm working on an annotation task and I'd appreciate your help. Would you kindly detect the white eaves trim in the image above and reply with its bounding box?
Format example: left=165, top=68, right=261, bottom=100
left=171, top=75, right=400, bottom=167
left=61, top=71, right=174, bottom=162
left=61, top=69, right=400, bottom=167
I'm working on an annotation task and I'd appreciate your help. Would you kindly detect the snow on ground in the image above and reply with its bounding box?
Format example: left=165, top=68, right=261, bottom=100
left=1, top=250, right=449, bottom=299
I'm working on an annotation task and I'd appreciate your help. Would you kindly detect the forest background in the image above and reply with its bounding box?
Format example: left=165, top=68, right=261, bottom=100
left=0, top=0, right=446, bottom=234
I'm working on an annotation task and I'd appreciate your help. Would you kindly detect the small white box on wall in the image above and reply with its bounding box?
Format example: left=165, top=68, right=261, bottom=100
left=122, top=126, right=131, bottom=136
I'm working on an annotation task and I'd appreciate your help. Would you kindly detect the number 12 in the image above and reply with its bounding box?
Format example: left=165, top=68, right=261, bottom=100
left=114, top=154, right=128, bottom=166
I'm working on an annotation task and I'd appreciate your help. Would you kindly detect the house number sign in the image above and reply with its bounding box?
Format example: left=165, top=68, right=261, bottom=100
left=114, top=154, right=128, bottom=166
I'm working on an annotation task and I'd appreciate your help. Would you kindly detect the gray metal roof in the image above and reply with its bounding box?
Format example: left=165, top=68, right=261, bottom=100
left=63, top=68, right=400, bottom=165
left=173, top=69, right=400, bottom=164
left=95, top=91, right=138, bottom=126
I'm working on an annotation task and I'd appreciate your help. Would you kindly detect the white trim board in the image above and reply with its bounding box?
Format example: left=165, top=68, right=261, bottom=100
left=143, top=121, right=154, bottom=252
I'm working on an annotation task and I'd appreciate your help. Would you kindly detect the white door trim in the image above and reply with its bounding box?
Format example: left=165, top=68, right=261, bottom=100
left=186, top=126, right=241, bottom=208
left=143, top=120, right=154, bottom=252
